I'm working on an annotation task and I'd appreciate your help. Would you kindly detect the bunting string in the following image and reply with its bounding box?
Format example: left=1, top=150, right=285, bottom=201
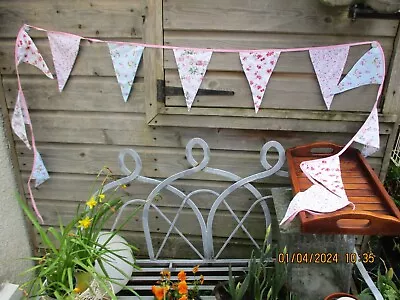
left=14, top=24, right=386, bottom=223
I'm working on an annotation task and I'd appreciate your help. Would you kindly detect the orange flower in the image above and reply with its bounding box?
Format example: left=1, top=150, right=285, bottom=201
left=151, top=285, right=167, bottom=300
left=179, top=295, right=188, bottom=300
left=160, top=269, right=171, bottom=279
left=200, top=274, right=204, bottom=285
left=192, top=265, right=199, bottom=274
left=178, top=281, right=188, bottom=294
left=177, top=270, right=187, bottom=281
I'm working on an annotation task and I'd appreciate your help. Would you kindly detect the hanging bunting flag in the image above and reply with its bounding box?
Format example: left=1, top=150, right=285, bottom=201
left=173, top=49, right=213, bottom=110
left=32, top=149, right=50, bottom=187
left=11, top=90, right=31, bottom=149
left=300, top=155, right=347, bottom=199
left=309, top=46, right=349, bottom=109
left=16, top=29, right=53, bottom=79
left=239, top=51, right=280, bottom=113
left=108, top=43, right=144, bottom=102
left=353, top=105, right=380, bottom=157
left=334, top=46, right=384, bottom=94
left=280, top=184, right=354, bottom=226
left=47, top=32, right=81, bottom=92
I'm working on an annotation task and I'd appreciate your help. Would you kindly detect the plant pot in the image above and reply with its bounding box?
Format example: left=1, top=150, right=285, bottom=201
left=324, top=292, right=358, bottom=300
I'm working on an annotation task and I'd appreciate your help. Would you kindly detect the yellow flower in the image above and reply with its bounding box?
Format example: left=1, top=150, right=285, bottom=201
left=200, top=274, right=204, bottom=285
left=78, top=216, right=92, bottom=229
left=73, top=287, right=81, bottom=293
left=86, top=197, right=97, bottom=209
left=192, top=265, right=199, bottom=274
left=98, top=194, right=105, bottom=202
left=122, top=184, right=127, bottom=189
left=160, top=269, right=171, bottom=280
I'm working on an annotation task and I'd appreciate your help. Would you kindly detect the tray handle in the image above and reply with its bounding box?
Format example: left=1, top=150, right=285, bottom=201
left=287, top=142, right=344, bottom=157
left=304, top=211, right=400, bottom=234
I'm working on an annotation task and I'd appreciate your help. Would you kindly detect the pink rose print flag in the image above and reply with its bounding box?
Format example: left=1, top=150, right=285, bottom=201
left=353, top=105, right=380, bottom=157
left=47, top=32, right=81, bottom=92
left=108, top=43, right=144, bottom=102
left=32, top=149, right=50, bottom=187
left=280, top=184, right=354, bottom=226
left=239, top=51, right=281, bottom=113
left=334, top=46, right=384, bottom=94
left=16, top=29, right=53, bottom=79
left=309, top=46, right=349, bottom=109
left=300, top=155, right=347, bottom=199
left=173, top=49, right=213, bottom=110
left=11, top=90, right=31, bottom=149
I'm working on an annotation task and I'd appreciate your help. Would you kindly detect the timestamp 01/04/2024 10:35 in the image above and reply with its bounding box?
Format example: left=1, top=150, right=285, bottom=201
left=277, top=252, right=376, bottom=264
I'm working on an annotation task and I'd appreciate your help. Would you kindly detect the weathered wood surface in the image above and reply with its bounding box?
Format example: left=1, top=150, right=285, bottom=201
left=0, top=0, right=144, bottom=38
left=164, top=0, right=398, bottom=36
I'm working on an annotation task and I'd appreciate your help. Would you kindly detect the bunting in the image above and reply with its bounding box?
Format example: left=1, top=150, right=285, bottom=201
left=47, top=32, right=81, bottom=91
left=300, top=155, right=347, bottom=199
left=108, top=43, right=144, bottom=102
left=309, top=46, right=349, bottom=109
left=353, top=105, right=380, bottom=156
left=334, top=46, right=384, bottom=94
left=32, top=149, right=50, bottom=187
left=11, top=90, right=31, bottom=149
left=240, top=51, right=280, bottom=113
left=16, top=29, right=53, bottom=79
left=173, top=49, right=213, bottom=110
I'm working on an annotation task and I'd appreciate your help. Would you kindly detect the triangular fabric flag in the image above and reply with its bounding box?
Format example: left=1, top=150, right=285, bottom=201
left=173, top=49, right=213, bottom=110
left=108, top=43, right=144, bottom=102
left=300, top=155, right=347, bottom=199
left=47, top=32, right=81, bottom=91
left=280, top=184, right=354, bottom=226
left=309, top=46, right=349, bottom=109
left=32, top=149, right=50, bottom=187
left=11, top=90, right=31, bottom=150
left=239, top=51, right=280, bottom=113
left=334, top=46, right=384, bottom=94
left=16, top=29, right=53, bottom=79
left=353, top=105, right=380, bottom=156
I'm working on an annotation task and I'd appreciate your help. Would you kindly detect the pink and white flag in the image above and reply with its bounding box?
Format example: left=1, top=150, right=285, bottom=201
left=334, top=46, right=384, bottom=94
left=16, top=29, right=53, bottom=79
left=32, top=149, right=50, bottom=187
left=239, top=51, right=280, bottom=113
left=108, top=43, right=144, bottom=102
left=353, top=105, right=380, bottom=156
left=47, top=32, right=81, bottom=91
left=280, top=184, right=354, bottom=226
left=11, top=90, right=31, bottom=149
left=173, top=49, right=213, bottom=110
left=300, top=155, right=347, bottom=199
left=309, top=46, right=349, bottom=109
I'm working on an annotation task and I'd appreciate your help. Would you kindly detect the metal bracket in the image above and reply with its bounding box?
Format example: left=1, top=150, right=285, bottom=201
left=349, top=3, right=400, bottom=20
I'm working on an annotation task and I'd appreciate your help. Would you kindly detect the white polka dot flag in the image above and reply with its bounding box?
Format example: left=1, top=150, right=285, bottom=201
left=47, top=32, right=81, bottom=92
left=108, top=43, right=144, bottom=102
left=11, top=89, right=31, bottom=150
left=353, top=105, right=380, bottom=157
left=16, top=29, right=53, bottom=79
left=309, top=46, right=349, bottom=109
left=239, top=51, right=280, bottom=113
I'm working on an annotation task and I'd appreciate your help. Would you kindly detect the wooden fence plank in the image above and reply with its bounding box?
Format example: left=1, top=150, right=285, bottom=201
left=0, top=0, right=144, bottom=38
left=3, top=76, right=145, bottom=113
left=164, top=0, right=398, bottom=36
left=164, top=33, right=393, bottom=73
left=165, top=71, right=378, bottom=112
left=0, top=39, right=144, bottom=77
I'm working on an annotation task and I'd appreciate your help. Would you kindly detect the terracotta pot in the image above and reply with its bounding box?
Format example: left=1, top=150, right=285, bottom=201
left=324, top=292, right=358, bottom=300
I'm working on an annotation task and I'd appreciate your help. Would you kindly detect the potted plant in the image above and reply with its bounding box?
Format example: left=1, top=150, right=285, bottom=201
left=357, top=267, right=400, bottom=300
left=18, top=168, right=141, bottom=299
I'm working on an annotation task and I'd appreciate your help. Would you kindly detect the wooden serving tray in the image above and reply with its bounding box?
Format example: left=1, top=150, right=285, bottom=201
left=286, top=142, right=400, bottom=235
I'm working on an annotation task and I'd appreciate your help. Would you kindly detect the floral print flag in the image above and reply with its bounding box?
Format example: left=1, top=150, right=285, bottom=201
left=239, top=51, right=280, bottom=113
left=353, top=105, right=380, bottom=157
left=309, top=46, right=349, bottom=109
left=12, top=90, right=31, bottom=149
left=334, top=46, right=384, bottom=94
left=32, top=149, right=50, bottom=187
left=173, top=49, right=213, bottom=110
left=47, top=32, right=81, bottom=92
left=16, top=29, right=53, bottom=79
left=108, top=43, right=144, bottom=102
left=300, top=155, right=347, bottom=199
left=280, top=184, right=354, bottom=226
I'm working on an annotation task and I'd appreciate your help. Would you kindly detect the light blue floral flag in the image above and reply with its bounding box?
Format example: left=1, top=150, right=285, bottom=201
left=108, top=43, right=144, bottom=102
